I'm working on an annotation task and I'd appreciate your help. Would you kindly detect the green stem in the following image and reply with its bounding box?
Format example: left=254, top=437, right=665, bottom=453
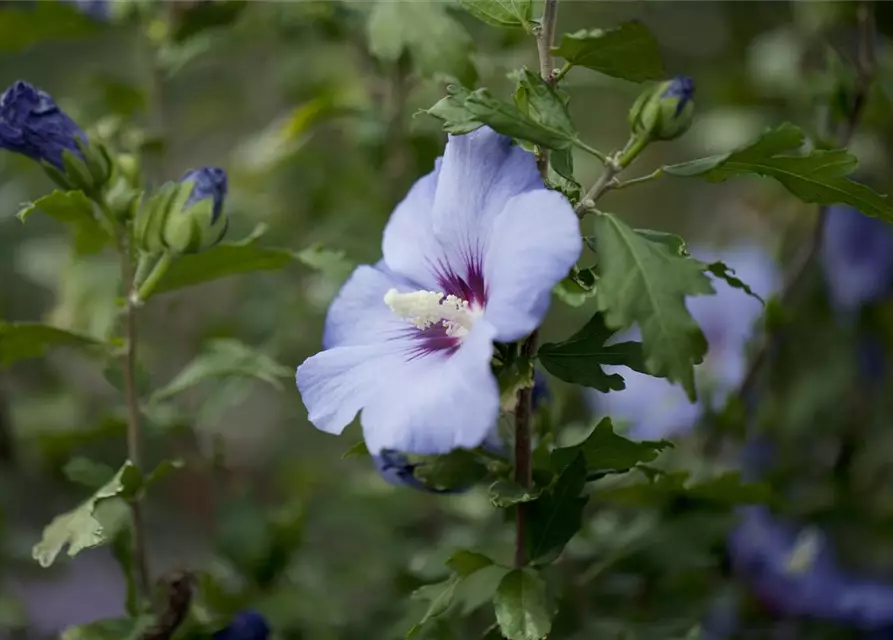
left=553, top=62, right=572, bottom=83
left=118, top=237, right=151, bottom=599
left=573, top=140, right=608, bottom=164
left=612, top=168, right=664, bottom=191
left=133, top=253, right=173, bottom=305
left=616, top=134, right=650, bottom=169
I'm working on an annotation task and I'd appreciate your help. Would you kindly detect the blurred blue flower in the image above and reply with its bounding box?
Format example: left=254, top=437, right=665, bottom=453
left=372, top=370, right=551, bottom=492
left=821, top=204, right=893, bottom=313
left=297, top=127, right=581, bottom=455
left=0, top=80, right=86, bottom=170
left=64, top=0, right=110, bottom=20
left=590, top=243, right=780, bottom=439
left=213, top=610, right=270, bottom=640
left=729, top=506, right=893, bottom=631
left=182, top=166, right=228, bottom=224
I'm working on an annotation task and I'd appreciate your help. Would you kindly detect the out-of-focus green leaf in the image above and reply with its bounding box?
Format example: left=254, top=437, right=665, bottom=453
left=458, top=0, right=531, bottom=29
left=413, top=450, right=488, bottom=492
left=93, top=77, right=146, bottom=118
left=525, top=454, right=588, bottom=564
left=342, top=441, right=370, bottom=459
left=489, top=480, right=541, bottom=508
left=538, top=311, right=647, bottom=392
left=446, top=550, right=494, bottom=577
left=493, top=569, right=552, bottom=640
left=0, top=0, right=99, bottom=53
left=0, top=322, right=108, bottom=366
left=150, top=339, right=291, bottom=402
left=171, top=0, right=247, bottom=42
left=63, top=457, right=115, bottom=489
left=60, top=615, right=155, bottom=640
left=550, top=417, right=672, bottom=474
left=144, top=458, right=185, bottom=488
left=552, top=22, right=663, bottom=82
left=32, top=460, right=141, bottom=568
left=295, top=243, right=355, bottom=284
left=593, top=213, right=714, bottom=399
left=17, top=190, right=110, bottom=255
left=367, top=1, right=476, bottom=85
left=664, top=123, right=893, bottom=220
left=597, top=470, right=773, bottom=507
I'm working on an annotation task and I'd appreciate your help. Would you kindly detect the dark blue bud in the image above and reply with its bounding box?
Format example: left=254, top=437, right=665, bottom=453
left=181, top=166, right=228, bottom=224
left=0, top=80, right=86, bottom=170
left=213, top=610, right=270, bottom=640
left=660, top=75, right=695, bottom=116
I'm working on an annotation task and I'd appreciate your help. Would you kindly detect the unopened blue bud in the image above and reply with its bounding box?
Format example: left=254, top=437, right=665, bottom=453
left=0, top=80, right=111, bottom=193
left=628, top=75, right=696, bottom=142
left=135, top=166, right=229, bottom=254
left=213, top=610, right=270, bottom=640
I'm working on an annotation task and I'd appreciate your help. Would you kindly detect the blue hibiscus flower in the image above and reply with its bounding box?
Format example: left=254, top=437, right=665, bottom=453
left=296, top=128, right=581, bottom=455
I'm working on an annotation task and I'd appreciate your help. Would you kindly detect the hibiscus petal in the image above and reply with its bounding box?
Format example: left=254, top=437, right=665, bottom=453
left=323, top=262, right=415, bottom=349
left=483, top=189, right=581, bottom=342
left=382, top=128, right=543, bottom=292
left=361, top=320, right=499, bottom=455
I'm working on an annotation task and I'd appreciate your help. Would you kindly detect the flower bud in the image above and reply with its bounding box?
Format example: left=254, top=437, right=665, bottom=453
left=0, top=80, right=111, bottom=194
left=134, top=166, right=228, bottom=255
left=213, top=610, right=270, bottom=640
left=628, top=75, right=695, bottom=142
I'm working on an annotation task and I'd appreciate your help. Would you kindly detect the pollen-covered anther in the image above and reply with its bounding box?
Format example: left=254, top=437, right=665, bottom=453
left=384, top=288, right=480, bottom=337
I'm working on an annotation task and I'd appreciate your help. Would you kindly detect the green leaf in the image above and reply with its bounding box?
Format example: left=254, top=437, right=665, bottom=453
left=32, top=461, right=141, bottom=568
left=407, top=577, right=460, bottom=638
left=593, top=213, right=714, bottom=399
left=0, top=0, right=99, bottom=53
left=550, top=417, right=672, bottom=474
left=413, top=449, right=488, bottom=492
left=493, top=569, right=552, bottom=640
left=552, top=266, right=597, bottom=307
left=525, top=454, right=588, bottom=564
left=446, top=550, right=494, bottom=577
left=149, top=339, right=292, bottom=403
left=664, top=123, right=893, bottom=220
left=488, top=480, right=541, bottom=508
left=16, top=190, right=110, bottom=255
left=426, top=86, right=484, bottom=134
left=144, top=458, right=185, bottom=488
left=63, top=457, right=115, bottom=489
left=458, top=0, right=531, bottom=29
left=597, top=470, right=772, bottom=507
left=342, top=441, right=370, bottom=459
left=155, top=230, right=296, bottom=294
left=552, top=21, right=663, bottom=82
left=295, top=243, right=356, bottom=284
left=464, top=88, right=576, bottom=150
left=0, top=322, right=108, bottom=366
left=707, top=261, right=765, bottom=304
left=60, top=615, right=155, bottom=640
left=538, top=311, right=647, bottom=392
left=497, top=355, right=534, bottom=410
left=367, top=1, right=476, bottom=85
left=514, top=68, right=576, bottom=141
left=171, top=0, right=247, bottom=42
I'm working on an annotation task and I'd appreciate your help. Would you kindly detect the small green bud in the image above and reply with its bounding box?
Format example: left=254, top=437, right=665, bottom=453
left=628, top=75, right=695, bottom=142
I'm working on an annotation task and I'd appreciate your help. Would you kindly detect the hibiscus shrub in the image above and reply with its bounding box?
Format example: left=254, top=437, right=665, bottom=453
left=3, top=1, right=893, bottom=639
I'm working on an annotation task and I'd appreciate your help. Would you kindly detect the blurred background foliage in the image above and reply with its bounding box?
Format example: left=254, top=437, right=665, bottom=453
left=3, top=0, right=893, bottom=638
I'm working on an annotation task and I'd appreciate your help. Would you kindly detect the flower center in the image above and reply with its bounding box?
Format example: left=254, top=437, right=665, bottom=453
left=384, top=288, right=482, bottom=338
